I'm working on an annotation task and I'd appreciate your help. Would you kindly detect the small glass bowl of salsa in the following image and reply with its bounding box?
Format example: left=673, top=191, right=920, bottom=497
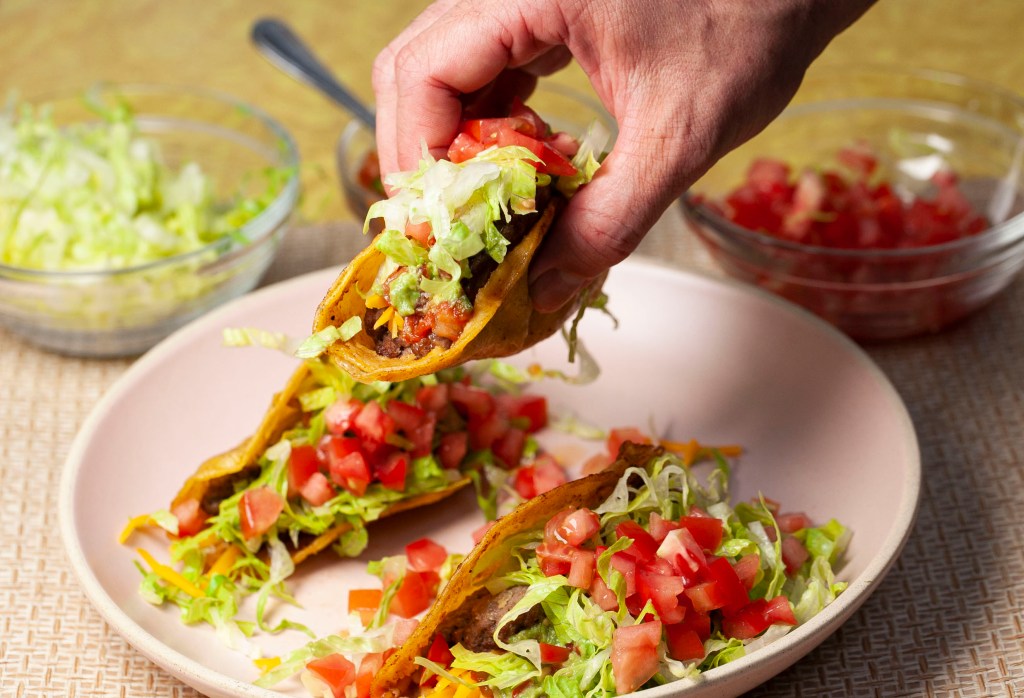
left=679, top=67, right=1024, bottom=341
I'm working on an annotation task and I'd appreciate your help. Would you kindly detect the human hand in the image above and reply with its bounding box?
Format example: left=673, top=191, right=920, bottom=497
left=372, top=0, right=875, bottom=312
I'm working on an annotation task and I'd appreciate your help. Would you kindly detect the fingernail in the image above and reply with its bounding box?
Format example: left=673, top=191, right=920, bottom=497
left=529, top=269, right=586, bottom=313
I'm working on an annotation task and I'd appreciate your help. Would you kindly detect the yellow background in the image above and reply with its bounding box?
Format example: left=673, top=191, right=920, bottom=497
left=2, top=0, right=1021, bottom=223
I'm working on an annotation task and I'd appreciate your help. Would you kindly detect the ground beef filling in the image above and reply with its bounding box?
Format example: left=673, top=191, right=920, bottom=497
left=442, top=585, right=546, bottom=652
left=367, top=187, right=557, bottom=359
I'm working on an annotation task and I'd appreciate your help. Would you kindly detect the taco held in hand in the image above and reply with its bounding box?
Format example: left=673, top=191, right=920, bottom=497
left=311, top=101, right=605, bottom=383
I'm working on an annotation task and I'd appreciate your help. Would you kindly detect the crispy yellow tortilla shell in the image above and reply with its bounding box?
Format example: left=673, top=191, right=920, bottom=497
left=312, top=200, right=600, bottom=383
left=371, top=442, right=664, bottom=698
left=170, top=361, right=471, bottom=565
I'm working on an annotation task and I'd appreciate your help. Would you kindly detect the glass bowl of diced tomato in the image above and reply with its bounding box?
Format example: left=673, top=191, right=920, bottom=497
left=680, top=67, right=1024, bottom=340
left=335, top=81, right=615, bottom=225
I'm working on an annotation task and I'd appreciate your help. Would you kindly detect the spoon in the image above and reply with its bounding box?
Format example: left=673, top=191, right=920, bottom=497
left=251, top=17, right=376, bottom=131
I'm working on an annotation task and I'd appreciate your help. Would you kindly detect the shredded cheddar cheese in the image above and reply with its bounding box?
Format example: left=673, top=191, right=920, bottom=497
left=207, top=544, right=241, bottom=578
left=373, top=306, right=395, bottom=330
left=659, top=439, right=744, bottom=466
left=365, top=294, right=388, bottom=309
left=118, top=514, right=156, bottom=544
left=253, top=657, right=281, bottom=674
left=137, top=548, right=206, bottom=599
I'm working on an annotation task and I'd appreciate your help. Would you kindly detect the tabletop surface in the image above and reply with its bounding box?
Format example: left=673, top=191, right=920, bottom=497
left=2, top=1, right=1024, bottom=696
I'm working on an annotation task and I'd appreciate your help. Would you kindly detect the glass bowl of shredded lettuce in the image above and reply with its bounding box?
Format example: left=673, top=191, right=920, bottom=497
left=0, top=84, right=300, bottom=357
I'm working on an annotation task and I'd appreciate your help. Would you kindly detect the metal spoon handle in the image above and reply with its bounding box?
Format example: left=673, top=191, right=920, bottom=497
left=251, top=17, right=376, bottom=131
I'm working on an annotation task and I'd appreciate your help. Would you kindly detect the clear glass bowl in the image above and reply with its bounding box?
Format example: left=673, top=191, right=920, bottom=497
left=0, top=84, right=300, bottom=357
left=679, top=67, right=1024, bottom=341
left=335, top=81, right=617, bottom=224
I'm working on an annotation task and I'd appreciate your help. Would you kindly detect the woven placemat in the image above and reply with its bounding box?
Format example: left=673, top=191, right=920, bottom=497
left=2, top=211, right=1022, bottom=697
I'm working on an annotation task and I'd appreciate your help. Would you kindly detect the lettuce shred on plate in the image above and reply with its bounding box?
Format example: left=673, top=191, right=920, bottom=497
left=256, top=448, right=850, bottom=697
left=0, top=92, right=287, bottom=271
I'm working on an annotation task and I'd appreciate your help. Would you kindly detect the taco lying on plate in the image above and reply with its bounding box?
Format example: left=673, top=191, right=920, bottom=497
left=125, top=357, right=560, bottom=639
left=368, top=442, right=850, bottom=698
left=310, top=101, right=606, bottom=383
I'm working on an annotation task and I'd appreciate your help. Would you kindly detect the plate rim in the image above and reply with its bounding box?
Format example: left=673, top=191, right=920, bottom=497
left=58, top=258, right=921, bottom=697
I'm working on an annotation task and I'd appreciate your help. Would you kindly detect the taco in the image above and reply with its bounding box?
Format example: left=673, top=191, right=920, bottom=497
left=310, top=101, right=605, bottom=383
left=368, top=442, right=850, bottom=698
left=127, top=358, right=562, bottom=636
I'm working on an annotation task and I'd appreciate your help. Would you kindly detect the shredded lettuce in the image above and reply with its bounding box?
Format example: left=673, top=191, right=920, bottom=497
left=0, top=95, right=287, bottom=271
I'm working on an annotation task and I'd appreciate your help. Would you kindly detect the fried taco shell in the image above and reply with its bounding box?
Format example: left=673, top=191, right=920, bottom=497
left=312, top=198, right=601, bottom=383
left=170, top=363, right=470, bottom=564
left=371, top=442, right=664, bottom=698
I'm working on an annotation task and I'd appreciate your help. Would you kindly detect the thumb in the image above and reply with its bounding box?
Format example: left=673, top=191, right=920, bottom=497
left=528, top=129, right=692, bottom=312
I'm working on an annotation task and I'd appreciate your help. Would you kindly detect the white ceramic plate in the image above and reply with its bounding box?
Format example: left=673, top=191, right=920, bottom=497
left=60, top=259, right=919, bottom=698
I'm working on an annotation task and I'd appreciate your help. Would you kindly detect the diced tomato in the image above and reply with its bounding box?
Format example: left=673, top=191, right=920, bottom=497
left=636, top=564, right=686, bottom=622
left=287, top=444, right=321, bottom=495
left=322, top=435, right=362, bottom=465
left=781, top=535, right=810, bottom=575
left=426, top=633, right=455, bottom=667
left=665, top=624, right=706, bottom=662
left=462, top=116, right=534, bottom=143
left=375, top=451, right=408, bottom=491
left=406, top=414, right=437, bottom=458
left=776, top=512, right=813, bottom=534
left=496, top=394, right=548, bottom=432
left=390, top=571, right=434, bottom=618
left=679, top=515, right=724, bottom=552
left=328, top=450, right=371, bottom=496
left=656, top=528, right=707, bottom=580
left=427, top=301, right=472, bottom=341
left=611, top=621, right=663, bottom=695
left=684, top=557, right=748, bottom=614
left=171, top=498, right=207, bottom=538
left=589, top=574, right=619, bottom=612
left=300, top=471, right=335, bottom=506
left=387, top=400, right=428, bottom=434
left=539, top=642, right=572, bottom=665
left=616, top=520, right=659, bottom=561
left=508, top=96, right=548, bottom=137
left=556, top=508, right=601, bottom=546
left=647, top=511, right=679, bottom=544
left=536, top=540, right=575, bottom=577
left=609, top=552, right=638, bottom=596
left=438, top=431, right=468, bottom=470
left=353, top=400, right=395, bottom=444
left=763, top=595, right=798, bottom=626
left=348, top=588, right=383, bottom=626
left=492, top=427, right=526, bottom=468
left=721, top=600, right=773, bottom=640
left=405, top=219, right=433, bottom=247
left=733, top=553, right=761, bottom=591
left=607, top=427, right=651, bottom=457
left=306, top=654, right=356, bottom=698
left=496, top=126, right=577, bottom=177
left=469, top=411, right=509, bottom=450
left=567, top=548, right=597, bottom=589
left=415, top=383, right=450, bottom=413
left=532, top=454, right=568, bottom=494
left=513, top=466, right=537, bottom=500
left=324, top=399, right=363, bottom=436
left=447, top=132, right=487, bottom=163
left=238, top=487, right=284, bottom=540
left=406, top=538, right=448, bottom=574
left=355, top=653, right=384, bottom=698
left=450, top=382, right=495, bottom=419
